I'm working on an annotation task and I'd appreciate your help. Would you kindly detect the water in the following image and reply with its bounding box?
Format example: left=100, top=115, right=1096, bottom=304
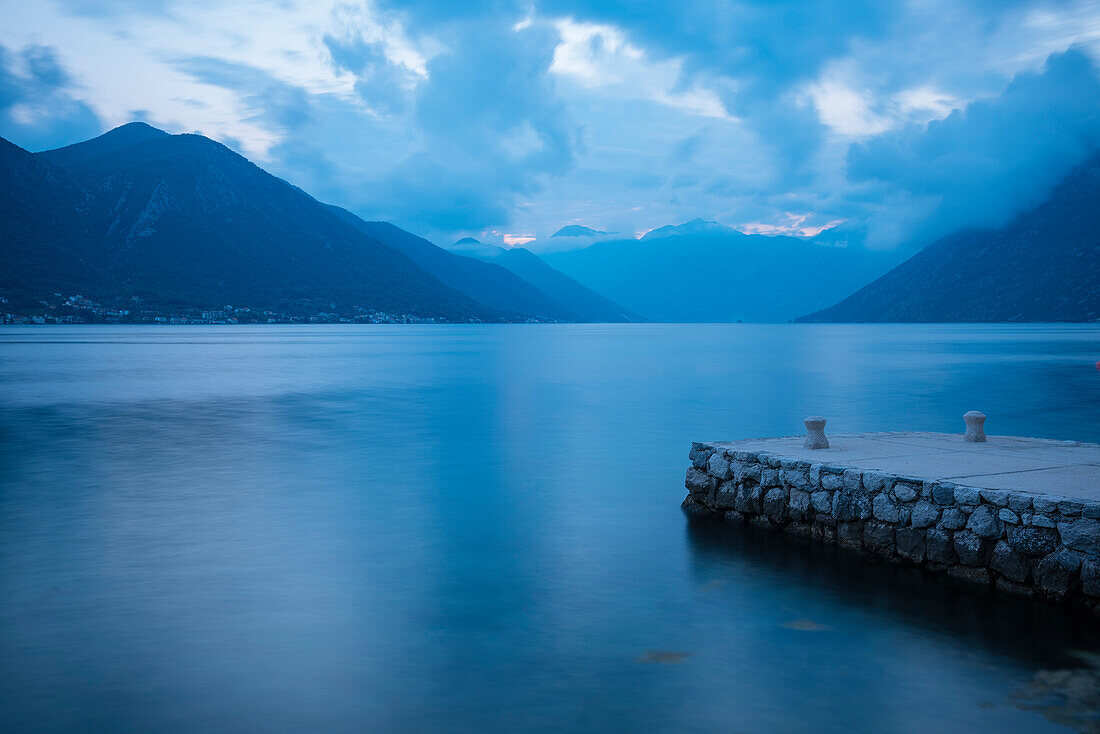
left=1, top=324, right=1099, bottom=733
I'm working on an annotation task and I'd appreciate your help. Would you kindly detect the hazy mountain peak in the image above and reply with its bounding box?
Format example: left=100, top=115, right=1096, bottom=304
left=551, top=225, right=609, bottom=238
left=454, top=236, right=482, bottom=246
left=640, top=218, right=740, bottom=240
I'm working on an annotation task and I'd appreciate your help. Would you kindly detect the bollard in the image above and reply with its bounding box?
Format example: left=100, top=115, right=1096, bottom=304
left=803, top=416, right=829, bottom=449
left=963, top=411, right=987, bottom=442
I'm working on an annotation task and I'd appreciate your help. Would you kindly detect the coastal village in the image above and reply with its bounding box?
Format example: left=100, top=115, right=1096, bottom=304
left=0, top=293, right=451, bottom=325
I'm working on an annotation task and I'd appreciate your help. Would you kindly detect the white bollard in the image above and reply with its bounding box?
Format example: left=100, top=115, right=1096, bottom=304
left=803, top=416, right=829, bottom=449
left=963, top=411, right=987, bottom=442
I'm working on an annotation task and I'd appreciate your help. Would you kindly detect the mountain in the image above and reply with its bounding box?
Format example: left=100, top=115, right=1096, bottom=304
left=448, top=238, right=640, bottom=322
left=541, top=224, right=903, bottom=322
left=551, top=225, right=609, bottom=238
left=0, top=137, right=109, bottom=301
left=640, top=218, right=736, bottom=240
left=4, top=125, right=542, bottom=321
left=800, top=155, right=1100, bottom=322
left=326, top=211, right=579, bottom=322
left=39, top=121, right=169, bottom=171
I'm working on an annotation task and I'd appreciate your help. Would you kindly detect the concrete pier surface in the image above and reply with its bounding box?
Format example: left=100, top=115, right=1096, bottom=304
left=684, top=432, right=1100, bottom=612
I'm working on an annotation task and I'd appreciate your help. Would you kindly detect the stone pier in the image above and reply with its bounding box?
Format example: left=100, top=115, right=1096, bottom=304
left=683, top=432, right=1100, bottom=612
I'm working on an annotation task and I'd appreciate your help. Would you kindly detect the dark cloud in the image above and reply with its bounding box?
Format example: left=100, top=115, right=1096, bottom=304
left=0, top=43, right=101, bottom=151
left=849, top=48, right=1100, bottom=248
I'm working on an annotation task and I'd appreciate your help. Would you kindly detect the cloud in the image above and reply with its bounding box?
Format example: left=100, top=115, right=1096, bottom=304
left=849, top=48, right=1100, bottom=248
left=0, top=43, right=101, bottom=151
left=172, top=56, right=314, bottom=134
left=8, top=0, right=1100, bottom=249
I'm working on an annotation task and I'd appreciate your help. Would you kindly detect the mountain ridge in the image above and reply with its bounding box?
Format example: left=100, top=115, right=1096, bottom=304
left=542, top=224, right=904, bottom=322
left=448, top=238, right=641, bottom=322
left=799, top=153, right=1100, bottom=322
left=4, top=126, right=504, bottom=320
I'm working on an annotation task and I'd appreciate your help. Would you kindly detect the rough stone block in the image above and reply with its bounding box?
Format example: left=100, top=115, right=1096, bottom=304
left=872, top=493, right=904, bottom=523
left=1007, top=525, right=1060, bottom=557
left=689, top=444, right=712, bottom=469
left=821, top=473, right=843, bottom=491
left=1030, top=514, right=1056, bottom=529
left=1056, top=548, right=1085, bottom=572
left=966, top=505, right=1001, bottom=539
left=953, top=486, right=982, bottom=506
left=863, top=521, right=896, bottom=555
left=723, top=510, right=744, bottom=522
left=991, top=541, right=1030, bottom=583
left=1007, top=493, right=1033, bottom=513
left=1034, top=555, right=1074, bottom=597
left=707, top=452, right=734, bottom=480
left=938, top=508, right=967, bottom=531
left=895, top=481, right=921, bottom=502
left=926, top=528, right=957, bottom=564
left=811, top=491, right=832, bottom=514
left=896, top=527, right=926, bottom=563
left=735, top=484, right=764, bottom=514
left=1032, top=496, right=1059, bottom=514
left=1058, top=518, right=1100, bottom=556
left=833, top=488, right=873, bottom=522
left=930, top=483, right=955, bottom=505
left=954, top=530, right=993, bottom=566
left=713, top=483, right=737, bottom=510
left=980, top=489, right=1011, bottom=507
left=998, top=508, right=1021, bottom=525
left=760, top=468, right=780, bottom=487
left=789, top=489, right=812, bottom=521
left=842, top=470, right=863, bottom=492
left=763, top=487, right=790, bottom=521
left=863, top=471, right=890, bottom=493
left=1082, top=558, right=1100, bottom=597
left=1058, top=500, right=1085, bottom=517
left=686, top=468, right=716, bottom=497
left=910, top=501, right=940, bottom=529
left=780, top=468, right=810, bottom=490
left=735, top=463, right=762, bottom=483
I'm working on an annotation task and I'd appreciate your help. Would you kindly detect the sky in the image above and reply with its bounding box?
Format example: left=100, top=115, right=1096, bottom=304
left=2, top=0, right=1100, bottom=250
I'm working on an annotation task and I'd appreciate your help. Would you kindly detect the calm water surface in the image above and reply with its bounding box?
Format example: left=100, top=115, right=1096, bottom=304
left=1, top=324, right=1099, bottom=733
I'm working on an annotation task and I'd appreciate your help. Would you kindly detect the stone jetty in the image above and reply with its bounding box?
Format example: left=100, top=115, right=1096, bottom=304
left=683, top=430, right=1100, bottom=612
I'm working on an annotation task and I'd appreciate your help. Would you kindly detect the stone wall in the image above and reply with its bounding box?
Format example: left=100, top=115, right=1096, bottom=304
left=683, top=441, right=1100, bottom=612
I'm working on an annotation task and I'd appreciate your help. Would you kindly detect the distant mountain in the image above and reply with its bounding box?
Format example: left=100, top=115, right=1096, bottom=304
left=800, top=155, right=1100, bottom=322
left=541, top=223, right=903, bottom=322
left=640, top=218, right=736, bottom=240
left=551, top=225, right=609, bottom=238
left=449, top=238, right=640, bottom=322
left=326, top=212, right=579, bottom=321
